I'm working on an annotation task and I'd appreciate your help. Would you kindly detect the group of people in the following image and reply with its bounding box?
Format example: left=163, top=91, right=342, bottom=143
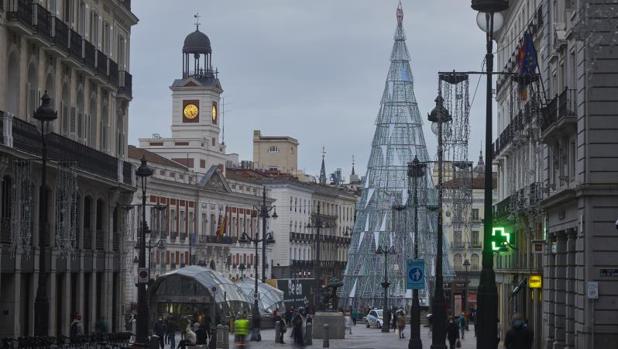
left=149, top=315, right=212, bottom=349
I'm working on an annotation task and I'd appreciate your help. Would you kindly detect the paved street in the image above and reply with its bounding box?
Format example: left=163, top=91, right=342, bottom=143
left=232, top=324, right=477, bottom=349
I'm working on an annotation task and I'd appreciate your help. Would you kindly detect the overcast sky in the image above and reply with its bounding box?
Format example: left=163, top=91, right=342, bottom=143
left=129, top=0, right=489, bottom=179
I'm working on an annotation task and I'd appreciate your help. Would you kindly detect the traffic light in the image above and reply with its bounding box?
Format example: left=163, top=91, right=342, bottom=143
left=491, top=226, right=512, bottom=252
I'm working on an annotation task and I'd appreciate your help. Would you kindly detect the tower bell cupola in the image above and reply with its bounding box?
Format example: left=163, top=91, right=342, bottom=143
left=182, top=14, right=214, bottom=79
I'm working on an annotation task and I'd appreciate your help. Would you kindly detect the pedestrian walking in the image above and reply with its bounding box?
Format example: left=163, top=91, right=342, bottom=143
left=504, top=313, right=533, bottom=349
left=291, top=309, right=305, bottom=347
left=177, top=324, right=196, bottom=349
left=446, top=316, right=460, bottom=349
left=153, top=317, right=166, bottom=349
left=457, top=313, right=466, bottom=340
left=344, top=311, right=353, bottom=335
left=165, top=317, right=176, bottom=349
left=397, top=312, right=406, bottom=339
left=274, top=310, right=287, bottom=344
left=70, top=313, right=83, bottom=340
left=233, top=313, right=249, bottom=348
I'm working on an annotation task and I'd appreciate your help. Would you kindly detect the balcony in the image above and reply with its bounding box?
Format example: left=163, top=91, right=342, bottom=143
left=96, top=50, right=108, bottom=76
left=68, top=29, right=82, bottom=59
left=34, top=4, right=51, bottom=38
left=541, top=88, right=577, bottom=141
left=53, top=16, right=69, bottom=51
left=7, top=0, right=34, bottom=30
left=493, top=100, right=539, bottom=158
left=83, top=40, right=96, bottom=70
left=179, top=232, right=187, bottom=241
left=109, top=60, right=119, bottom=86
left=198, top=235, right=237, bottom=245
left=119, top=71, right=133, bottom=99
left=0, top=113, right=134, bottom=187
left=170, top=231, right=177, bottom=240
left=494, top=194, right=512, bottom=220
left=450, top=242, right=466, bottom=250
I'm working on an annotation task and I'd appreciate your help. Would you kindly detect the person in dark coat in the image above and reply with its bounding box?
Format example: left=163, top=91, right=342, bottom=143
left=291, top=310, right=304, bottom=347
left=504, top=313, right=533, bottom=349
left=446, top=316, right=460, bottom=349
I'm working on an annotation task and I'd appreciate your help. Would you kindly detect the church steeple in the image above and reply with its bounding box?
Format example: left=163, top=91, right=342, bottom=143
left=319, top=147, right=327, bottom=185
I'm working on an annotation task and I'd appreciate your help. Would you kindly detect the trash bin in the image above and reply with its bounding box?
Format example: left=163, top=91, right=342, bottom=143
left=149, top=335, right=159, bottom=349
left=216, top=324, right=229, bottom=349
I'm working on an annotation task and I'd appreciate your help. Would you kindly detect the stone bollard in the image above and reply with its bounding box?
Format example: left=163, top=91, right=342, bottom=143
left=215, top=324, right=229, bottom=349
left=305, top=321, right=313, bottom=346
left=275, top=321, right=281, bottom=343
left=322, top=323, right=330, bottom=348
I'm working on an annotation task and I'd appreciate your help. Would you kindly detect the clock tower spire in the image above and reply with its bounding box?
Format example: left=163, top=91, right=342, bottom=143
left=139, top=19, right=227, bottom=174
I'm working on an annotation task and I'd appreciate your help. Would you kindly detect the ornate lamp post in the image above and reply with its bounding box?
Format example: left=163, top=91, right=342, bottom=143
left=33, top=92, right=57, bottom=336
left=428, top=92, right=452, bottom=349
left=463, top=259, right=470, bottom=316
left=135, top=157, right=154, bottom=347
left=259, top=187, right=277, bottom=283
left=471, top=1, right=508, bottom=348
left=306, top=202, right=331, bottom=311
left=408, top=155, right=426, bottom=349
left=239, top=229, right=274, bottom=342
left=376, top=245, right=396, bottom=333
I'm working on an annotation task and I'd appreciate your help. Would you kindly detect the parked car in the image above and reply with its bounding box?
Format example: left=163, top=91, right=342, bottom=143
left=366, top=309, right=384, bottom=328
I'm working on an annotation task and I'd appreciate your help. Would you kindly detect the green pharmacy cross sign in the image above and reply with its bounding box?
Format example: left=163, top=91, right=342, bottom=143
left=492, top=226, right=512, bottom=252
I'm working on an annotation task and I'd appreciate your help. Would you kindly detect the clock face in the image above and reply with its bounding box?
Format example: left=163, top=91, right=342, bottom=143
left=183, top=104, right=199, bottom=119
left=211, top=102, right=218, bottom=124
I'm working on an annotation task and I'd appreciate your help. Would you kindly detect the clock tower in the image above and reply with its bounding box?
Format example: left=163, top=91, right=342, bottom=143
left=170, top=24, right=223, bottom=140
left=139, top=20, right=228, bottom=174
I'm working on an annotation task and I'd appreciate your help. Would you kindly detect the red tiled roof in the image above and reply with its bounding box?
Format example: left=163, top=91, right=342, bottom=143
left=128, top=145, right=187, bottom=170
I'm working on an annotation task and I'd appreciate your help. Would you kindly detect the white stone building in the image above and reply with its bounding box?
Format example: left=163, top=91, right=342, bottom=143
left=0, top=0, right=137, bottom=337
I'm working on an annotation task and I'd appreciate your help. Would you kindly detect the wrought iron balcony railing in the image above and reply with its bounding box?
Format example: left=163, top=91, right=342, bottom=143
left=541, top=88, right=577, bottom=134
left=0, top=112, right=134, bottom=187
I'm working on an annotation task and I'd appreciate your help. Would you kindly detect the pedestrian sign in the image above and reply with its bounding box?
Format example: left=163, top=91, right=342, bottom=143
left=407, top=259, right=425, bottom=289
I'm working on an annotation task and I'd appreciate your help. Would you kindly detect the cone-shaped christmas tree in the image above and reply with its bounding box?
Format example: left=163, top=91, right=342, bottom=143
left=340, top=3, right=442, bottom=310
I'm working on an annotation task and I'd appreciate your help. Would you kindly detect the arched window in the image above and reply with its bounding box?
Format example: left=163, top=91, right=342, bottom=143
left=26, top=61, right=38, bottom=121
left=100, top=92, right=109, bottom=151
left=1, top=176, right=12, bottom=244
left=454, top=253, right=462, bottom=271
left=88, top=86, right=97, bottom=147
left=6, top=52, right=20, bottom=115
left=76, top=80, right=84, bottom=141
left=61, top=79, right=70, bottom=135
left=471, top=254, right=480, bottom=271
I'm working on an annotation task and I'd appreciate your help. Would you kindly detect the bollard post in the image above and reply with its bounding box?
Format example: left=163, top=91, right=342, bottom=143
left=322, top=323, right=330, bottom=348
left=275, top=321, right=281, bottom=343
left=304, top=320, right=313, bottom=346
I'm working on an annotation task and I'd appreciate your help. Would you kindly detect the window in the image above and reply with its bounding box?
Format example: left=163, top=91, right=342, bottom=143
left=471, top=231, right=480, bottom=247
left=471, top=209, right=479, bottom=221
left=268, top=146, right=279, bottom=153
left=454, top=254, right=463, bottom=271
left=102, top=21, right=110, bottom=54
left=212, top=138, right=216, bottom=146
left=117, top=35, right=126, bottom=69
left=89, top=11, right=98, bottom=45
left=453, top=231, right=462, bottom=247
left=471, top=254, right=480, bottom=270
left=100, top=92, right=109, bottom=151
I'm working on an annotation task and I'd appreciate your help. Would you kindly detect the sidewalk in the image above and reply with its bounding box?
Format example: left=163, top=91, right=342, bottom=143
left=228, top=323, right=478, bottom=349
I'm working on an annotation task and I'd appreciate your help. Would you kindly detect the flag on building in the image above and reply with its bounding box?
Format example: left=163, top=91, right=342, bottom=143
left=516, top=32, right=538, bottom=100
left=216, top=208, right=228, bottom=237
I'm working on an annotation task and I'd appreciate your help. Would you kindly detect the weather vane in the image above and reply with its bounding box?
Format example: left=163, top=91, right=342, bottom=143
left=194, top=12, right=201, bottom=30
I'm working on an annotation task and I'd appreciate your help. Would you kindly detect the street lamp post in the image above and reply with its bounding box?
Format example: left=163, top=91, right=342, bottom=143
left=239, top=229, right=274, bottom=342
left=306, top=202, right=329, bottom=311
left=463, top=259, right=470, bottom=316
left=408, top=156, right=426, bottom=349
left=376, top=245, right=396, bottom=333
left=135, top=157, right=154, bottom=347
left=33, top=92, right=57, bottom=336
left=259, top=187, right=277, bottom=283
left=471, top=1, right=508, bottom=348
left=428, top=91, right=452, bottom=349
